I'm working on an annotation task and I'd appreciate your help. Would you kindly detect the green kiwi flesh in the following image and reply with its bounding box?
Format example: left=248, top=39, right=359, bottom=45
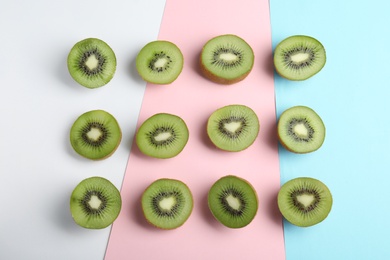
left=67, top=38, right=116, bottom=88
left=277, top=106, right=325, bottom=153
left=278, top=177, right=332, bottom=227
left=136, top=41, right=184, bottom=84
left=274, top=35, right=326, bottom=80
left=70, top=176, right=122, bottom=229
left=207, top=104, right=259, bottom=152
left=200, top=34, right=254, bottom=84
left=141, top=178, right=193, bottom=229
left=70, top=110, right=122, bottom=160
left=136, top=113, right=189, bottom=159
left=208, top=175, right=258, bottom=228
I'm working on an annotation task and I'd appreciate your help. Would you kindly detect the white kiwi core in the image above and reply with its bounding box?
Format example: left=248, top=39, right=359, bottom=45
left=224, top=121, right=242, bottom=134
left=290, top=52, right=310, bottom=63
left=154, top=132, right=172, bottom=142
left=87, top=127, right=102, bottom=141
left=293, top=123, right=308, bottom=138
left=296, top=194, right=315, bottom=207
left=226, top=194, right=241, bottom=210
left=154, top=58, right=168, bottom=69
left=85, top=54, right=99, bottom=70
left=88, top=195, right=102, bottom=209
left=159, top=197, right=176, bottom=211
left=219, top=53, right=239, bottom=63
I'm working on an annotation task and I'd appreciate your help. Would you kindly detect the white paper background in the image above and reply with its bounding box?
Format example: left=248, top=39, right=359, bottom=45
left=0, top=1, right=166, bottom=259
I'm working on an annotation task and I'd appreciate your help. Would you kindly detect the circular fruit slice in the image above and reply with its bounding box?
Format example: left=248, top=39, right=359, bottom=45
left=207, top=104, right=259, bottom=152
left=208, top=175, right=258, bottom=228
left=70, top=110, right=122, bottom=160
left=200, top=34, right=254, bottom=84
left=141, top=178, right=193, bottom=229
left=273, top=35, right=326, bottom=80
left=136, top=113, right=189, bottom=159
left=70, top=176, right=122, bottom=229
left=277, top=177, right=333, bottom=227
left=136, top=40, right=184, bottom=84
left=277, top=105, right=325, bottom=153
left=67, top=38, right=117, bottom=88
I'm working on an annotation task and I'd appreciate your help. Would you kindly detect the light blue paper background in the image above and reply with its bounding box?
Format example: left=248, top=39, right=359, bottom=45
left=270, top=1, right=390, bottom=259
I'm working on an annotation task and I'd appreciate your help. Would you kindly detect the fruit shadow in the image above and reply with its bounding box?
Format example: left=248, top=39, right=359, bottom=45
left=265, top=189, right=284, bottom=226
left=131, top=189, right=161, bottom=231
left=198, top=188, right=226, bottom=230
left=263, top=121, right=280, bottom=153
left=57, top=49, right=82, bottom=90
left=126, top=52, right=145, bottom=86
left=55, top=188, right=84, bottom=233
left=262, top=49, right=276, bottom=79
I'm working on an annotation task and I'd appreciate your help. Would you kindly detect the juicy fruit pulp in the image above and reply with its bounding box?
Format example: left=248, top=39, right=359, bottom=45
left=67, top=38, right=117, bottom=88
left=136, top=40, right=184, bottom=84
left=277, top=106, right=325, bottom=153
left=70, top=110, right=122, bottom=160
left=208, top=175, right=258, bottom=228
left=277, top=177, right=332, bottom=227
left=207, top=104, right=259, bottom=152
left=70, top=177, right=122, bottom=229
left=136, top=113, right=189, bottom=159
left=273, top=35, right=326, bottom=80
left=200, top=34, right=254, bottom=84
left=141, top=178, right=193, bottom=229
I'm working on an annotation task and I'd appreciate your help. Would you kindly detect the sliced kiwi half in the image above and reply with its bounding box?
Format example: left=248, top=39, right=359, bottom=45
left=67, top=38, right=116, bottom=88
left=70, top=176, right=122, bottom=229
left=277, top=105, right=325, bottom=154
left=207, top=104, right=259, bottom=152
left=278, top=177, right=332, bottom=227
left=136, top=113, right=189, bottom=159
left=141, top=178, right=193, bottom=229
left=70, top=110, right=122, bottom=160
left=208, top=175, right=258, bottom=228
left=200, top=34, right=254, bottom=84
left=273, top=35, right=326, bottom=81
left=136, top=40, right=184, bottom=84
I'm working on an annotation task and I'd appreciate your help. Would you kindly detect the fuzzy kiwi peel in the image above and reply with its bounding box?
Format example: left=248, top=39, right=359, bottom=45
left=277, top=105, right=325, bottom=154
left=70, top=176, right=122, bottom=229
left=273, top=35, right=326, bottom=81
left=207, top=104, right=259, bottom=152
left=141, top=178, right=193, bottom=229
left=70, top=110, right=122, bottom=160
left=67, top=38, right=117, bottom=89
left=278, top=177, right=332, bottom=227
left=208, top=175, right=258, bottom=228
left=200, top=34, right=254, bottom=84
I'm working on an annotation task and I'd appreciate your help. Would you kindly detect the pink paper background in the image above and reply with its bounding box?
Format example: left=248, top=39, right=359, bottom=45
left=105, top=0, right=285, bottom=259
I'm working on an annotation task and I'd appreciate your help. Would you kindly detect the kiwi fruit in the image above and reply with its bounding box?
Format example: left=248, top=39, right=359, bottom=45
left=278, top=177, right=332, bottom=227
left=207, top=104, right=259, bottom=152
left=277, top=105, right=325, bottom=154
left=208, top=175, right=258, bottom=228
left=136, top=113, right=189, bottom=159
left=67, top=38, right=117, bottom=88
left=200, top=34, right=254, bottom=84
left=273, top=35, right=326, bottom=81
left=70, top=176, right=122, bottom=229
left=136, top=40, right=184, bottom=84
left=70, top=110, right=122, bottom=160
left=141, top=178, right=193, bottom=229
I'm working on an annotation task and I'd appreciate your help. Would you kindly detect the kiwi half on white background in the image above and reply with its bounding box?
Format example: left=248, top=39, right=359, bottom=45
left=67, top=38, right=117, bottom=88
left=141, top=178, right=193, bottom=230
left=207, top=104, right=259, bottom=152
left=208, top=175, right=258, bottom=228
left=277, top=106, right=325, bottom=153
left=200, top=34, right=254, bottom=84
left=277, top=177, right=332, bottom=227
left=136, top=40, right=184, bottom=84
left=70, top=176, right=122, bottom=229
left=70, top=110, right=122, bottom=160
left=274, top=35, right=326, bottom=80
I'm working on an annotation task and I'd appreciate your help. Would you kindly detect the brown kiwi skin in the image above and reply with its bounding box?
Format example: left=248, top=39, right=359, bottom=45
left=199, top=50, right=254, bottom=85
